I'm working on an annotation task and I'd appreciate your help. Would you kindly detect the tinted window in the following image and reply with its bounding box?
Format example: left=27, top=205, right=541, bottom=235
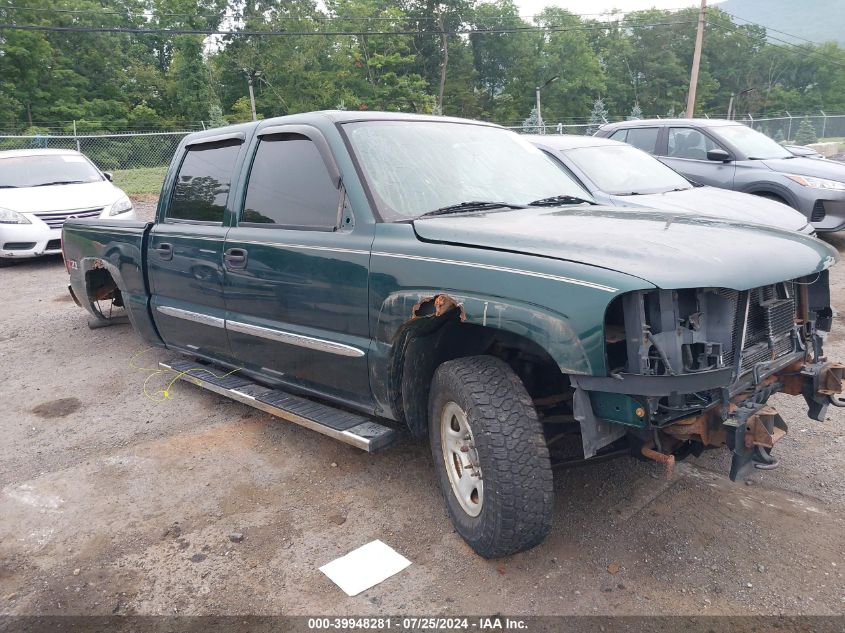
left=625, top=127, right=659, bottom=154
left=667, top=128, right=720, bottom=160
left=168, top=141, right=241, bottom=223
left=242, top=135, right=340, bottom=229
left=610, top=129, right=628, bottom=143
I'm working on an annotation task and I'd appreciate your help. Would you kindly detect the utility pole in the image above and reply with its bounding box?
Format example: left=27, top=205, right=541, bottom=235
left=245, top=69, right=259, bottom=122
left=685, top=0, right=707, bottom=118
left=436, top=13, right=448, bottom=114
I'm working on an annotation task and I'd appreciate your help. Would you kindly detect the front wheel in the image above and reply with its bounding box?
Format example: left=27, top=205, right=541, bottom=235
left=428, top=355, right=554, bottom=558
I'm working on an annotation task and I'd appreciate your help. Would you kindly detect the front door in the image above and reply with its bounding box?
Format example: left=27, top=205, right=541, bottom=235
left=148, top=135, right=244, bottom=359
left=222, top=125, right=374, bottom=409
left=660, top=127, right=736, bottom=188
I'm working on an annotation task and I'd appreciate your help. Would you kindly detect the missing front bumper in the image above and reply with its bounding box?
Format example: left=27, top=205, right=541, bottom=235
left=658, top=359, right=845, bottom=481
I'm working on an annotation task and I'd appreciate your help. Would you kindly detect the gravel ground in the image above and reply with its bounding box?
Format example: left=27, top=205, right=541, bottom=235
left=0, top=209, right=844, bottom=617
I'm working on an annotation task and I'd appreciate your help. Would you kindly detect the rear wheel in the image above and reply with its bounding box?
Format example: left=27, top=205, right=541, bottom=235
left=428, top=355, right=554, bottom=558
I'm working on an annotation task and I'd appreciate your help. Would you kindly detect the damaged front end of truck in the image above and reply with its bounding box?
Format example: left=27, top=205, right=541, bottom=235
left=572, top=270, right=844, bottom=481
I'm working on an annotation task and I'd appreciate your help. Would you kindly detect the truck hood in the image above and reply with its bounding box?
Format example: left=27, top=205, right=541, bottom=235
left=0, top=181, right=124, bottom=214
left=760, top=156, right=845, bottom=181
left=608, top=186, right=808, bottom=232
left=412, top=206, right=837, bottom=290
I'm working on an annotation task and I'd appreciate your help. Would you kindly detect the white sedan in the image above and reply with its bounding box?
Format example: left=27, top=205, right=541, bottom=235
left=0, top=149, right=137, bottom=264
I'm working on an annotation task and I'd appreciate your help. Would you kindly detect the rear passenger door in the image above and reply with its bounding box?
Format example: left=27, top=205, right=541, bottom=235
left=660, top=127, right=736, bottom=188
left=610, top=127, right=660, bottom=155
left=148, top=133, right=244, bottom=359
left=223, top=125, right=374, bottom=409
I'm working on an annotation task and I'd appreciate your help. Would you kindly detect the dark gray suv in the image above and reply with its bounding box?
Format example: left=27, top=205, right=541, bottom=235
left=596, top=118, right=845, bottom=232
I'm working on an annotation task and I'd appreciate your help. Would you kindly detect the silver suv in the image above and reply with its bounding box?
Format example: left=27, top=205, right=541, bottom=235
left=596, top=119, right=845, bottom=232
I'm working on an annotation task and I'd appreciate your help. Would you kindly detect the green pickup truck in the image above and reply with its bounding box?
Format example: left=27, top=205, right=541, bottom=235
left=63, top=111, right=844, bottom=558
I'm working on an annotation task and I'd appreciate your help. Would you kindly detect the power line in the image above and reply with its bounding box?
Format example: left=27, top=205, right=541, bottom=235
left=706, top=19, right=845, bottom=72
left=719, top=10, right=827, bottom=48
left=0, top=4, right=697, bottom=22
left=0, top=20, right=698, bottom=37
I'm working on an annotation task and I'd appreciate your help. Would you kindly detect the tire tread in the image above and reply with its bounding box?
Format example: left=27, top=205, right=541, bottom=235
left=429, top=355, right=554, bottom=558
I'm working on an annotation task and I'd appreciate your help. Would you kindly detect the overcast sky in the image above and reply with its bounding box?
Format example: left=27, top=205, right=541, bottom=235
left=513, top=0, right=724, bottom=18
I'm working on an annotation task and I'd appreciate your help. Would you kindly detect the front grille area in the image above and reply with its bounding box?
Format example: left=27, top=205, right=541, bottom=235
left=732, top=282, right=797, bottom=374
left=2, top=242, right=36, bottom=250
left=34, top=207, right=103, bottom=229
left=811, top=200, right=826, bottom=222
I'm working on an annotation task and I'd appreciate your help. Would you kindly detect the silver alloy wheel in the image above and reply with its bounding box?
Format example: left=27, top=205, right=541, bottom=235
left=440, top=401, right=483, bottom=517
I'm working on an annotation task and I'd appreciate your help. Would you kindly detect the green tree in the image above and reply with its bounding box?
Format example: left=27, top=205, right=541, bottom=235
left=628, top=103, right=643, bottom=120
left=585, top=97, right=608, bottom=135
left=521, top=106, right=540, bottom=134
left=795, top=118, right=818, bottom=145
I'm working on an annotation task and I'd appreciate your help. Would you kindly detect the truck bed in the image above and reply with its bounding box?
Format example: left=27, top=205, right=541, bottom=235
left=62, top=218, right=161, bottom=344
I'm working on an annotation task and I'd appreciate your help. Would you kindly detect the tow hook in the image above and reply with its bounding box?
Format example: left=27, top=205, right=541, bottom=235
left=753, top=445, right=779, bottom=470
left=725, top=404, right=788, bottom=481
left=641, top=441, right=675, bottom=478
left=796, top=361, right=845, bottom=421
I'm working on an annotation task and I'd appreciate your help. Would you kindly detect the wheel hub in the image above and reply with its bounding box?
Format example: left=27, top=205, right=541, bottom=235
left=440, top=401, right=483, bottom=517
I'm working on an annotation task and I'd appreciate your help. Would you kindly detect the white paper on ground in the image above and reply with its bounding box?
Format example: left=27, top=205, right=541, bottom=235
left=319, top=539, right=412, bottom=596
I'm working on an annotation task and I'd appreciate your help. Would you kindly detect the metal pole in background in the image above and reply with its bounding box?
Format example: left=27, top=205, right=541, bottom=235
left=786, top=111, right=793, bottom=141
left=727, top=93, right=735, bottom=120
left=73, top=120, right=81, bottom=152
left=535, top=75, right=559, bottom=135
left=247, top=73, right=258, bottom=122
left=686, top=0, right=707, bottom=118
left=821, top=110, right=827, bottom=138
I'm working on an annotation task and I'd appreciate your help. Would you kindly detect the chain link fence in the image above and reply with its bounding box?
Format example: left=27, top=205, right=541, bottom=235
left=508, top=113, right=845, bottom=144
left=741, top=114, right=845, bottom=143
left=0, top=131, right=191, bottom=197
left=507, top=122, right=596, bottom=135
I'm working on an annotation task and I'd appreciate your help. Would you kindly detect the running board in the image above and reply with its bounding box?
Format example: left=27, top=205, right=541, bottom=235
left=160, top=360, right=398, bottom=452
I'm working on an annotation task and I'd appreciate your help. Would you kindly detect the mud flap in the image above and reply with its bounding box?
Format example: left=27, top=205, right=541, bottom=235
left=725, top=405, right=788, bottom=481
left=571, top=383, right=627, bottom=459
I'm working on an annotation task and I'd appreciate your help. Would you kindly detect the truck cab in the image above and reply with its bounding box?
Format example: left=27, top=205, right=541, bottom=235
left=63, top=111, right=844, bottom=559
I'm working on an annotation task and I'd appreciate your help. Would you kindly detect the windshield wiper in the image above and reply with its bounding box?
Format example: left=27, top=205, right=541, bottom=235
left=416, top=200, right=526, bottom=219
left=0, top=185, right=18, bottom=189
left=528, top=194, right=595, bottom=207
left=32, top=180, right=86, bottom=187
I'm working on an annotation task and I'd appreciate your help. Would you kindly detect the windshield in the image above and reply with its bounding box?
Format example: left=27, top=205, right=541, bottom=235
left=712, top=124, right=792, bottom=160
left=344, top=120, right=594, bottom=221
left=0, top=154, right=103, bottom=188
left=564, top=144, right=691, bottom=195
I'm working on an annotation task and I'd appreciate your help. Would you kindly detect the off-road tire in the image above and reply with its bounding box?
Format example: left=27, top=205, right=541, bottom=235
left=428, top=355, right=554, bottom=558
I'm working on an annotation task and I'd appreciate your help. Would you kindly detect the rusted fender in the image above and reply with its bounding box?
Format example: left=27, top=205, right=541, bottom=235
left=374, top=290, right=594, bottom=375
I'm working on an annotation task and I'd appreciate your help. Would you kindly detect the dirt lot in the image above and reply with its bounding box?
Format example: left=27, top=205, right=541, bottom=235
left=1, top=206, right=844, bottom=617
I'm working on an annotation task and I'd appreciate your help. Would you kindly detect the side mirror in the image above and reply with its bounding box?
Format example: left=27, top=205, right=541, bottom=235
left=706, top=149, right=731, bottom=162
left=102, top=171, right=113, bottom=181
